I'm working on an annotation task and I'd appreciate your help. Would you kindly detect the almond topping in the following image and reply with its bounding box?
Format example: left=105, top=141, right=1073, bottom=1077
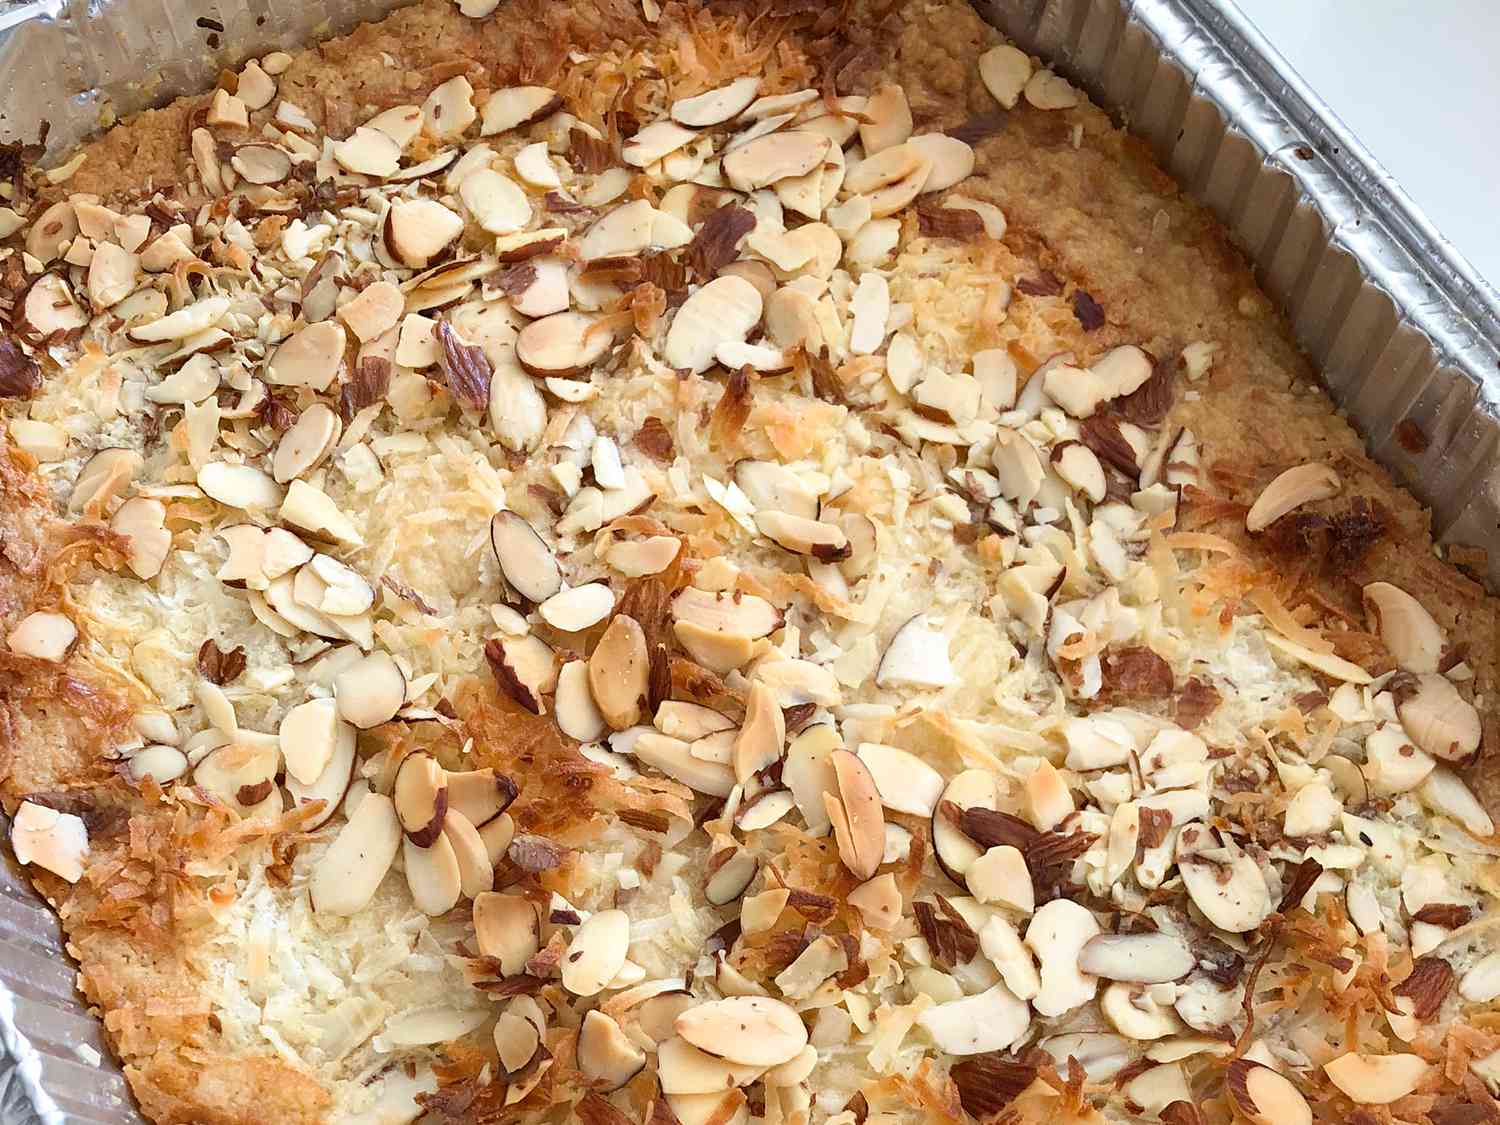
left=723, top=131, right=830, bottom=192
left=197, top=462, right=284, bottom=511
left=1397, top=673, right=1481, bottom=761
left=663, top=275, right=763, bottom=374
left=672, top=77, right=761, bottom=126
left=393, top=751, right=448, bottom=846
left=334, top=127, right=402, bottom=177
left=334, top=651, right=406, bottom=729
left=403, top=832, right=462, bottom=915
left=588, top=614, right=650, bottom=729
left=562, top=909, right=631, bottom=996
left=473, top=892, right=541, bottom=974
left=9, top=801, right=89, bottom=882
left=338, top=280, right=404, bottom=343
left=279, top=697, right=345, bottom=785
left=272, top=402, right=340, bottom=483
left=460, top=168, right=533, bottom=235
left=268, top=320, right=346, bottom=391
left=110, top=497, right=172, bottom=580
left=1245, top=463, right=1341, bottom=532
left=490, top=511, right=564, bottom=602
left=828, top=748, right=885, bottom=880
left=1078, top=932, right=1195, bottom=983
left=555, top=660, right=608, bottom=742
left=480, top=87, right=563, bottom=136
left=1226, top=1060, right=1312, bottom=1125
left=538, top=583, right=616, bottom=632
left=386, top=199, right=465, bottom=268
left=1323, top=1052, right=1427, bottom=1106
left=516, top=311, right=613, bottom=376
left=577, top=1010, right=647, bottom=1090
left=979, top=44, right=1034, bottom=108
left=676, top=996, right=807, bottom=1067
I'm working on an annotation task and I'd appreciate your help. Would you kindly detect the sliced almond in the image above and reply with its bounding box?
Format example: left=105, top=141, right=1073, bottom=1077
left=480, top=87, right=563, bottom=136
left=588, top=614, right=650, bottom=730
left=737, top=789, right=796, bottom=832
left=556, top=659, right=608, bottom=742
left=858, top=84, right=913, bottom=154
left=279, top=697, right=345, bottom=785
left=1323, top=1052, right=1427, bottom=1105
left=1226, top=1060, right=1312, bottom=1125
left=576, top=198, right=655, bottom=260
left=931, top=769, right=1000, bottom=884
left=284, top=720, right=356, bottom=829
left=755, top=510, right=849, bottom=560
left=422, top=75, right=476, bottom=140
left=655, top=701, right=735, bottom=741
left=334, top=651, right=406, bottom=729
left=9, top=802, right=90, bottom=883
left=604, top=535, right=680, bottom=577
left=672, top=77, right=761, bottom=126
left=624, top=120, right=698, bottom=167
left=490, top=511, right=563, bottom=602
left=512, top=142, right=561, bottom=188
left=562, top=908, right=630, bottom=997
left=1176, top=823, right=1270, bottom=934
left=979, top=45, right=1034, bottom=109
left=110, top=497, right=172, bottom=580
left=444, top=768, right=518, bottom=829
left=386, top=199, right=465, bottom=268
left=86, top=241, right=139, bottom=309
left=66, top=448, right=140, bottom=515
left=907, top=133, right=975, bottom=192
left=723, top=132, right=830, bottom=192
left=25, top=201, right=78, bottom=263
left=671, top=586, right=782, bottom=638
left=268, top=320, right=345, bottom=391
left=272, top=402, right=340, bottom=483
left=459, top=168, right=532, bottom=235
left=128, top=294, right=230, bottom=342
left=516, top=311, right=613, bottom=376
left=198, top=461, right=284, bottom=511
left=673, top=621, right=756, bottom=674
left=1025, top=70, right=1080, bottom=110
left=338, top=280, right=404, bottom=343
left=125, top=745, right=190, bottom=787
left=827, top=749, right=885, bottom=880
left=843, top=142, right=932, bottom=217
left=474, top=892, right=541, bottom=973
left=1362, top=582, right=1445, bottom=674
left=231, top=143, right=292, bottom=185
left=403, top=832, right=462, bottom=916
left=393, top=751, right=448, bottom=846
left=1398, top=673, right=1481, bottom=761
left=632, top=730, right=737, bottom=796
left=855, top=742, right=944, bottom=817
left=663, top=275, right=763, bottom=374
left=488, top=633, right=558, bottom=715
left=21, top=274, right=88, bottom=338
left=732, top=461, right=818, bottom=520
left=733, top=681, right=785, bottom=784
left=1078, top=932, right=1194, bottom=983
left=538, top=583, right=616, bottom=632
left=578, top=1010, right=647, bottom=1091
left=657, top=1037, right=764, bottom=1095
left=335, top=127, right=402, bottom=177
left=509, top=256, right=570, bottom=318
left=876, top=614, right=956, bottom=689
left=917, top=984, right=1030, bottom=1056
left=194, top=741, right=280, bottom=813
left=783, top=724, right=841, bottom=835
left=1052, top=441, right=1107, bottom=502
left=493, top=1008, right=541, bottom=1075
left=442, top=810, right=495, bottom=899
left=676, top=996, right=807, bottom=1068
left=1245, top=463, right=1341, bottom=532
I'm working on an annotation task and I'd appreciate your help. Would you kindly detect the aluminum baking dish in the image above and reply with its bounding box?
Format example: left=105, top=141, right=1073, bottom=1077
left=2, top=0, right=1498, bottom=1119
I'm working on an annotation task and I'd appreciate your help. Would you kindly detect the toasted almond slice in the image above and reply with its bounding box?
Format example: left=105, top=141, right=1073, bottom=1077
left=763, top=286, right=823, bottom=350
left=475, top=812, right=516, bottom=865
left=655, top=701, right=735, bottom=741
left=125, top=744, right=190, bottom=787
left=5, top=612, right=76, bottom=662
left=1176, top=823, right=1270, bottom=933
left=931, top=769, right=1000, bottom=884
left=284, top=720, right=356, bottom=830
left=281, top=479, right=363, bottom=545
left=509, top=256, right=570, bottom=319
left=1226, top=1060, right=1311, bottom=1125
left=876, top=614, right=955, bottom=689
left=632, top=731, right=736, bottom=796
left=737, top=789, right=796, bottom=832
left=10, top=802, right=90, bottom=883
left=403, top=832, right=462, bottom=915
left=1398, top=673, right=1481, bottom=761
left=671, top=586, right=782, bottom=638
left=474, top=891, right=541, bottom=973
left=335, top=126, right=402, bottom=176
left=578, top=1010, right=647, bottom=1090
left=672, top=621, right=754, bottom=674
left=588, top=614, right=650, bottom=729
left=458, top=168, right=532, bottom=235
left=1079, top=932, right=1195, bottom=983
left=128, top=295, right=231, bottom=342
left=279, top=697, right=345, bottom=785
left=855, top=742, right=944, bottom=817
left=198, top=462, right=284, bottom=511
left=899, top=134, right=972, bottom=198
left=734, top=681, right=785, bottom=784
left=562, top=908, right=630, bottom=996
left=732, top=461, right=818, bottom=519
left=538, top=583, right=616, bottom=632
left=663, top=275, right=763, bottom=373
left=145, top=353, right=219, bottom=405
left=488, top=633, right=558, bottom=714
left=1052, top=441, right=1107, bottom=502
left=828, top=749, right=884, bottom=880
left=1362, top=581, right=1444, bottom=674
left=267, top=320, right=345, bottom=391
left=724, top=131, right=830, bottom=192
left=604, top=534, right=680, bottom=577
left=844, top=140, right=930, bottom=198
left=24, top=201, right=77, bottom=263
left=481, top=86, right=563, bottom=136
left=782, top=724, right=841, bottom=834
left=381, top=1007, right=487, bottom=1050
left=1245, top=463, right=1341, bottom=532
left=858, top=84, right=913, bottom=154
left=393, top=751, right=448, bottom=846
left=510, top=141, right=561, bottom=188
left=9, top=419, right=68, bottom=462
left=442, top=810, right=495, bottom=899
left=272, top=402, right=339, bottom=483
left=110, top=497, right=171, bottom=580
left=304, top=555, right=373, bottom=616
left=67, top=448, right=141, bottom=515
left=338, top=280, right=404, bottom=343
left=516, top=311, right=612, bottom=376
left=422, top=75, right=476, bottom=140
left=657, top=1036, right=765, bottom=1095
left=20, top=274, right=88, bottom=338
left=978, top=45, right=1033, bottom=108
left=716, top=341, right=790, bottom=373
left=385, top=199, right=465, bottom=268
left=676, top=996, right=807, bottom=1067
left=555, top=659, right=608, bottom=742
left=490, top=511, right=563, bottom=601
left=334, top=651, right=406, bottom=729
left=231, top=143, right=292, bottom=184
left=1025, top=69, right=1080, bottom=110
left=624, top=120, right=698, bottom=167
left=755, top=510, right=849, bottom=560
left=86, top=241, right=139, bottom=309
left=445, top=767, right=519, bottom=828
left=194, top=741, right=280, bottom=812
left=493, top=1008, right=541, bottom=1075
left=577, top=198, right=655, bottom=260
left=672, top=76, right=761, bottom=126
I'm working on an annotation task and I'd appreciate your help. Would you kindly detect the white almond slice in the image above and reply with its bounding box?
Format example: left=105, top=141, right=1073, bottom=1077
left=24, top=200, right=78, bottom=263
left=1264, top=632, right=1372, bottom=684
left=493, top=1009, right=540, bottom=1075
left=1227, top=1060, right=1313, bottom=1125
left=657, top=1036, right=764, bottom=1095
left=263, top=527, right=315, bottom=578
left=280, top=479, right=363, bottom=545
left=334, top=651, right=406, bottom=729
left=285, top=720, right=356, bottom=829
left=737, top=789, right=797, bottom=832
left=516, top=311, right=612, bottom=376
left=422, top=76, right=476, bottom=140
left=279, top=697, right=344, bottom=785
left=755, top=510, right=848, bottom=560
left=1398, top=673, right=1481, bottom=761
left=918, top=983, right=1029, bottom=1056
left=734, top=681, right=785, bottom=783
left=968, top=846, right=1034, bottom=913
left=477, top=813, right=517, bottom=866
left=490, top=510, right=563, bottom=601
left=8, top=419, right=69, bottom=462
left=604, top=534, right=680, bottom=577
left=335, top=127, right=402, bottom=176
left=671, top=586, right=782, bottom=638
left=86, top=241, right=139, bottom=309
left=578, top=166, right=632, bottom=206
left=663, top=275, right=763, bottom=373
left=403, top=832, right=462, bottom=916
left=932, top=769, right=1000, bottom=884
left=5, top=612, right=76, bottom=662
left=1362, top=581, right=1444, bottom=674
left=268, top=320, right=345, bottom=391
left=393, top=751, right=449, bottom=846
left=848, top=271, right=890, bottom=354
left=366, top=105, right=424, bottom=149
left=1026, top=899, right=1102, bottom=1017
left=216, top=526, right=267, bottom=585
left=110, top=497, right=171, bottom=580
left=490, top=633, right=560, bottom=715
left=144, top=353, right=219, bottom=406
left=876, top=614, right=955, bottom=689
left=654, top=701, right=735, bottom=741
left=624, top=120, right=698, bottom=167
left=672, top=76, right=761, bottom=126
left=676, top=996, right=807, bottom=1067
left=442, top=811, right=495, bottom=899
left=480, top=86, right=563, bottom=136
left=193, top=741, right=280, bottom=812
left=632, top=731, right=736, bottom=796
left=1323, top=1053, right=1427, bottom=1106
left=588, top=614, right=649, bottom=729
left=474, top=892, right=540, bottom=973
left=855, top=742, right=944, bottom=816
left=1053, top=441, right=1107, bottom=501
left=509, top=256, right=570, bottom=318
left=198, top=462, right=284, bottom=511
left=231, top=143, right=292, bottom=184
left=459, top=168, right=532, bottom=235
left=1025, top=69, right=1080, bottom=110
left=125, top=745, right=190, bottom=786
left=9, top=802, right=89, bottom=882
left=128, top=295, right=230, bottom=342
left=716, top=340, right=790, bottom=372
left=979, top=45, right=1033, bottom=108
left=577, top=1010, right=647, bottom=1091
left=338, top=280, right=404, bottom=343
left=1176, top=823, right=1271, bottom=933
left=828, top=749, right=885, bottom=880
left=385, top=198, right=465, bottom=267
left=577, top=198, right=655, bottom=260
left=843, top=143, right=933, bottom=214
left=723, top=131, right=830, bottom=192
left=1247, top=462, right=1345, bottom=532
left=382, top=1007, right=487, bottom=1050
left=538, top=583, right=615, bottom=632
left=445, top=768, right=518, bottom=829
left=907, top=133, right=975, bottom=192
left=512, top=141, right=560, bottom=188
left=555, top=660, right=608, bottom=742
left=783, top=725, right=841, bottom=835
left=858, top=84, right=913, bottom=154
left=562, top=908, right=630, bottom=997
left=732, top=461, right=818, bottom=519
left=395, top=314, right=439, bottom=368
left=745, top=89, right=819, bottom=119
left=272, top=402, right=339, bottom=483
left=1078, top=932, right=1195, bottom=983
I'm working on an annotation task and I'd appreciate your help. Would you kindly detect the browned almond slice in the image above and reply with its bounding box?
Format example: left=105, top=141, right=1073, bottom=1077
left=588, top=614, right=649, bottom=730
left=782, top=724, right=840, bottom=833
left=393, top=751, right=448, bottom=846
left=1245, top=463, right=1341, bottom=532
left=1052, top=441, right=1107, bottom=502
left=445, top=767, right=519, bottom=828
left=489, top=511, right=563, bottom=601
left=704, top=838, right=758, bottom=905
left=676, top=996, right=807, bottom=1068
left=334, top=650, right=406, bottom=729
left=1025, top=69, right=1080, bottom=110
left=858, top=83, right=913, bottom=154
left=654, top=701, right=735, bottom=741
left=978, top=45, right=1033, bottom=109
left=338, top=280, right=404, bottom=343
left=1322, top=1053, right=1427, bottom=1106
left=309, top=792, right=402, bottom=914
left=5, top=612, right=76, bottom=662
left=555, top=660, right=608, bottom=742
left=843, top=142, right=933, bottom=216
left=473, top=891, right=541, bottom=973
left=561, top=909, right=630, bottom=997
left=516, top=311, right=612, bottom=376
left=334, top=127, right=402, bottom=176
left=930, top=769, right=999, bottom=885
left=284, top=719, right=356, bottom=830
left=480, top=86, right=563, bottom=136
left=754, top=510, right=849, bottom=561
left=577, top=1010, right=647, bottom=1091
left=442, top=810, right=495, bottom=899
left=663, top=275, right=763, bottom=374
left=487, top=633, right=559, bottom=715
left=733, top=681, right=785, bottom=784
left=907, top=133, right=975, bottom=192
left=459, top=168, right=532, bottom=235
left=723, top=132, right=830, bottom=192
left=9, top=802, right=89, bottom=882
left=194, top=741, right=280, bottom=812
left=267, top=320, right=345, bottom=391
left=828, top=749, right=885, bottom=880
left=403, top=832, right=462, bottom=915
left=198, top=462, right=284, bottom=511
left=110, top=497, right=171, bottom=580
left=672, top=76, right=761, bottom=126
left=672, top=622, right=755, bottom=675
left=493, top=1007, right=541, bottom=1075
left=1226, top=1060, right=1311, bottom=1125
left=68, top=448, right=141, bottom=514
left=604, top=534, right=680, bottom=577
left=657, top=1037, right=764, bottom=1095
left=538, top=583, right=616, bottom=632
left=272, top=402, right=340, bottom=483
left=279, top=697, right=344, bottom=784
left=632, top=732, right=736, bottom=796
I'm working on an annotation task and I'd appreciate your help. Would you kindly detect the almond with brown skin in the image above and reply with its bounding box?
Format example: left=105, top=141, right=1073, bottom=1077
left=588, top=614, right=650, bottom=730
left=393, top=752, right=448, bottom=846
